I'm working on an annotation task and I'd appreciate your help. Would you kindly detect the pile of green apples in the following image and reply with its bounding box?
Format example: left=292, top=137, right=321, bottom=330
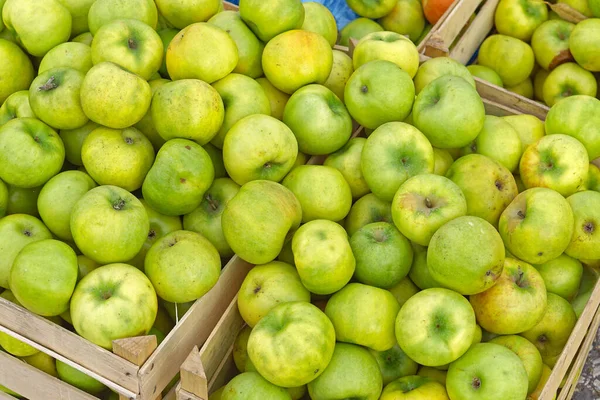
left=465, top=0, right=600, bottom=107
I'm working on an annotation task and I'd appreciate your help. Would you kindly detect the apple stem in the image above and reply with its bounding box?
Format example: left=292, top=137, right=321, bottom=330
left=206, top=194, right=219, bottom=211
left=38, top=76, right=58, bottom=91
left=113, top=199, right=126, bottom=210
left=425, top=197, right=433, bottom=208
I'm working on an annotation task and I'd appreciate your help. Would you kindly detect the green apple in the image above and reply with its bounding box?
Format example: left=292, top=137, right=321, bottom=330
left=262, top=30, right=332, bottom=94
left=81, top=127, right=154, bottom=191
left=38, top=42, right=93, bottom=74
left=239, top=0, right=304, bottom=43
left=558, top=0, right=592, bottom=15
left=418, top=367, right=447, bottom=386
left=0, top=179, right=6, bottom=217
left=133, top=78, right=169, bottom=152
left=0, top=118, right=64, bottom=188
left=256, top=77, right=290, bottom=120
left=2, top=0, right=71, bottom=57
left=0, top=290, right=40, bottom=356
left=545, top=95, right=600, bottom=160
left=71, top=185, right=149, bottom=263
left=222, top=180, right=302, bottom=264
left=409, top=243, right=442, bottom=290
left=494, top=0, right=548, bottom=42
left=203, top=143, right=226, bottom=179
left=478, top=34, right=535, bottom=86
left=301, top=2, right=337, bottom=47
left=57, top=0, right=94, bottom=36
left=151, top=79, right=224, bottom=145
left=471, top=116, right=522, bottom=172
left=392, top=174, right=467, bottom=246
left=283, top=165, right=352, bottom=222
left=183, top=178, right=239, bottom=258
left=380, top=375, right=449, bottom=399
left=531, top=20, right=574, bottom=71
left=353, top=31, right=419, bottom=78
left=0, top=90, right=35, bottom=127
left=520, top=134, right=589, bottom=197
left=233, top=325, right=253, bottom=372
left=413, top=57, right=476, bottom=94
left=208, top=11, right=265, bottom=79
left=91, top=19, right=163, bottom=80
left=528, top=364, right=553, bottom=399
left=155, top=0, right=219, bottom=29
left=308, top=343, right=383, bottom=400
left=379, top=0, right=426, bottom=42
left=71, top=263, right=157, bottom=349
left=413, top=75, right=486, bottom=149
left=587, top=162, right=600, bottom=191
left=345, top=193, right=393, bottom=236
left=339, top=18, right=384, bottom=46
left=283, top=84, right=352, bottom=156
left=56, top=360, right=106, bottom=394
left=447, top=343, right=528, bottom=400
left=292, top=219, right=355, bottom=294
left=503, top=114, right=545, bottom=156
left=545, top=62, right=598, bottom=107
left=10, top=239, right=77, bottom=316
left=142, top=139, right=214, bottom=216
left=87, top=0, right=157, bottom=35
left=470, top=258, right=547, bottom=334
left=324, top=50, right=354, bottom=103
left=467, top=65, right=504, bottom=87
left=326, top=283, right=400, bottom=351
left=6, top=184, right=42, bottom=216
left=77, top=255, right=100, bottom=280
left=22, top=351, right=57, bottom=377
left=0, top=39, right=34, bottom=104
left=506, top=77, right=534, bottom=99
left=433, top=148, right=454, bottom=175
left=37, top=171, right=96, bottom=241
left=570, top=19, right=600, bottom=72
left=210, top=73, right=271, bottom=149
left=520, top=292, right=577, bottom=357
left=237, top=261, right=310, bottom=327
left=248, top=302, right=336, bottom=387
left=81, top=62, right=151, bottom=129
left=565, top=191, right=600, bottom=260
left=535, top=254, right=583, bottom=300
left=345, top=60, right=415, bottom=130
left=324, top=137, right=370, bottom=199
left=156, top=29, right=178, bottom=79
left=388, top=277, right=419, bottom=307
left=370, top=344, right=419, bottom=386
left=534, top=69, right=549, bottom=101
left=166, top=23, right=237, bottom=83
left=428, top=216, right=505, bottom=295
left=347, top=0, right=396, bottom=18
left=592, top=0, right=600, bottom=15
left=221, top=372, right=291, bottom=400
left=72, top=32, right=93, bottom=45
left=59, top=121, right=100, bottom=166
left=396, top=288, right=476, bottom=366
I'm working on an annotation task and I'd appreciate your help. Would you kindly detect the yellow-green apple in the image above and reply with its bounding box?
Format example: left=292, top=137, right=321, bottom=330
left=565, top=191, right=600, bottom=260
left=503, top=114, right=545, bottom=157
left=222, top=180, right=302, bottom=264
left=37, top=171, right=96, bottom=241
left=155, top=0, right=219, bottom=29
left=543, top=62, right=597, bottom=106
left=515, top=174, right=527, bottom=193
left=361, top=122, right=434, bottom=201
left=345, top=60, right=415, bottom=130
left=569, top=19, right=600, bottom=72
left=0, top=179, right=6, bottom=217
left=557, top=0, right=592, bottom=15
left=239, top=0, right=304, bottom=42
left=60, top=121, right=100, bottom=166
left=301, top=2, right=337, bottom=47
left=183, top=178, right=239, bottom=257
left=292, top=219, right=355, bottom=294
left=0, top=118, right=65, bottom=188
left=308, top=343, right=383, bottom=399
left=339, top=18, right=384, bottom=46
left=494, top=0, right=548, bottom=41
left=80, top=62, right=151, bottom=129
left=324, top=137, right=370, bottom=199
left=77, top=255, right=100, bottom=279
left=499, top=188, right=574, bottom=264
left=72, top=32, right=93, bottom=45
left=10, top=239, right=77, bottom=316
left=371, top=344, right=419, bottom=386
left=471, top=116, right=522, bottom=172
left=572, top=264, right=600, bottom=318
left=418, top=366, right=448, bottom=386
left=283, top=84, right=352, bottom=156
left=38, top=42, right=92, bottom=75
left=70, top=263, right=157, bottom=349
left=447, top=343, right=529, bottom=400
left=414, top=57, right=476, bottom=94
left=256, top=77, right=290, bottom=120
left=478, top=35, right=535, bottom=86
left=528, top=364, right=553, bottom=400
left=71, top=185, right=149, bottom=263
left=323, top=50, right=354, bottom=102
left=203, top=143, right=226, bottom=179
left=57, top=0, right=94, bottom=36
left=237, top=261, right=310, bottom=327
left=233, top=325, right=252, bottom=372
left=409, top=242, right=443, bottom=289
left=345, top=193, right=393, bottom=235
left=56, top=360, right=106, bottom=394
left=326, top=283, right=400, bottom=351
left=347, top=0, right=396, bottom=18
left=0, top=291, right=41, bottom=356
left=91, top=19, right=163, bottom=80
left=534, top=69, right=549, bottom=101
left=6, top=184, right=42, bottom=216
left=151, top=79, right=224, bottom=145
left=133, top=78, right=169, bottom=152
left=208, top=11, right=265, bottom=79
left=22, top=352, right=58, bottom=377
left=467, top=65, right=504, bottom=87
left=433, top=148, right=454, bottom=175
left=222, top=372, right=291, bottom=399
left=535, top=254, right=583, bottom=300
left=87, top=0, right=157, bottom=34
left=262, top=30, right=333, bottom=94
left=388, top=276, right=419, bottom=307
left=0, top=91, right=35, bottom=126
left=353, top=31, right=419, bottom=78
left=211, top=75, right=270, bottom=149
left=520, top=292, right=577, bottom=357
left=470, top=258, right=547, bottom=334
left=587, top=163, right=600, bottom=191
left=519, top=134, right=589, bottom=197
left=350, top=222, right=413, bottom=288
left=428, top=216, right=505, bottom=295
left=506, top=78, right=534, bottom=99
left=531, top=20, right=574, bottom=71
left=0, top=39, right=34, bottom=104
left=283, top=165, right=352, bottom=222
left=593, top=0, right=600, bottom=15
left=144, top=230, right=220, bottom=303
left=247, top=302, right=335, bottom=387
left=157, top=29, right=178, bottom=79
left=166, top=23, right=237, bottom=83
left=392, top=174, right=467, bottom=246
left=2, top=0, right=71, bottom=56
left=544, top=95, right=600, bottom=160
left=379, top=0, right=425, bottom=42
left=380, top=375, right=449, bottom=399
left=396, top=288, right=476, bottom=366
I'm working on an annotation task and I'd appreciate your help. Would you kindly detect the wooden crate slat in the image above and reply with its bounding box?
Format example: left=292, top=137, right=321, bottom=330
left=475, top=78, right=549, bottom=120
left=416, top=0, right=463, bottom=53
left=449, top=0, right=499, bottom=63
left=0, top=391, right=18, bottom=400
